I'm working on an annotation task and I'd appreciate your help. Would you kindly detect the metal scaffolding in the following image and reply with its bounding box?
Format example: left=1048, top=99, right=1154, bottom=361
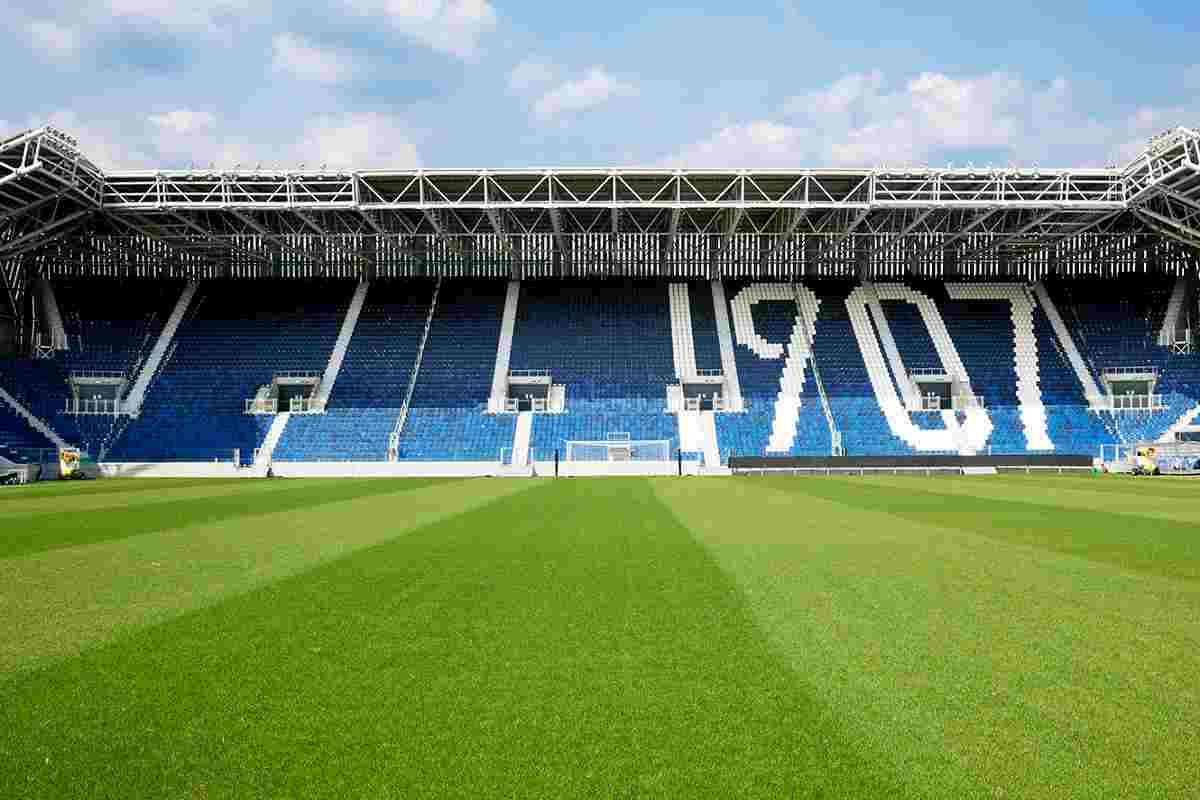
left=0, top=124, right=1197, bottom=289
left=1124, top=127, right=1200, bottom=249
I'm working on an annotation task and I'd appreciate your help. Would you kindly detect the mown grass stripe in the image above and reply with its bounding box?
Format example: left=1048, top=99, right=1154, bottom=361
left=754, top=474, right=1200, bottom=582
left=0, top=477, right=308, bottom=519
left=0, top=477, right=454, bottom=559
left=0, top=478, right=536, bottom=676
left=0, top=477, right=906, bottom=799
left=0, top=476, right=248, bottom=502
left=980, top=472, right=1200, bottom=500
left=652, top=477, right=1200, bottom=799
left=849, top=473, right=1200, bottom=525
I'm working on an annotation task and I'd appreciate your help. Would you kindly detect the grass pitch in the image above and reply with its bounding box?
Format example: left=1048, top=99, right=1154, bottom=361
left=1, top=474, right=1197, bottom=798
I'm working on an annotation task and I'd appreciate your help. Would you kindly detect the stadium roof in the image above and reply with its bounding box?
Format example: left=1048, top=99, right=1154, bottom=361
left=1, top=124, right=1198, bottom=288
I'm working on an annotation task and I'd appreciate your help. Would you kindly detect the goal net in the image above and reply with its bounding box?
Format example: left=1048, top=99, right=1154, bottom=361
left=564, top=434, right=670, bottom=462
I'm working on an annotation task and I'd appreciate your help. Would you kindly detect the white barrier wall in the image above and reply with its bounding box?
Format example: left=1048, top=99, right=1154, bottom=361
left=96, top=460, right=695, bottom=479
left=271, top=461, right=506, bottom=478
left=100, top=462, right=243, bottom=478
left=276, top=461, right=689, bottom=478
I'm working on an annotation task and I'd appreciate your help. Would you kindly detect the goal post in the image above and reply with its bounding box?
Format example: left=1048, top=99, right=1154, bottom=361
left=564, top=438, right=671, bottom=462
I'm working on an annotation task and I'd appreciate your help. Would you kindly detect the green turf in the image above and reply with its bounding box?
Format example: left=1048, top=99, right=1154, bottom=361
left=0, top=477, right=453, bottom=558
left=1, top=474, right=1197, bottom=798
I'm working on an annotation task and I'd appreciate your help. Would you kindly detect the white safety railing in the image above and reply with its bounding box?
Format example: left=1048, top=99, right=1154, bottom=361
left=509, top=369, right=551, bottom=379
left=1102, top=365, right=1159, bottom=378
left=71, top=370, right=126, bottom=381
left=1109, top=393, right=1164, bottom=411
left=275, top=371, right=321, bottom=381
left=245, top=398, right=278, bottom=414
left=954, top=393, right=986, bottom=409
left=64, top=398, right=123, bottom=415
left=289, top=397, right=317, bottom=414
left=909, top=367, right=955, bottom=378
left=694, top=368, right=723, bottom=379
left=1169, top=328, right=1194, bottom=355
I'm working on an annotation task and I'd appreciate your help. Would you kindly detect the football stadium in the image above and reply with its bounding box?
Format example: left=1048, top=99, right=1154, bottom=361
left=2, top=120, right=1200, bottom=797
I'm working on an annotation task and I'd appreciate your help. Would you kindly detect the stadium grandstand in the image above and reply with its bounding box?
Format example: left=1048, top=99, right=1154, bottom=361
left=2, top=123, right=1200, bottom=480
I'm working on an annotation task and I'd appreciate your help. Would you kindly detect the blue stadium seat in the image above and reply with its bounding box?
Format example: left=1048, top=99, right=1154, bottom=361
left=397, top=280, right=515, bottom=461
left=510, top=280, right=679, bottom=459
left=108, top=280, right=350, bottom=463
left=275, top=280, right=432, bottom=461
left=1047, top=276, right=1200, bottom=445
left=1, top=275, right=1194, bottom=466
left=716, top=281, right=834, bottom=457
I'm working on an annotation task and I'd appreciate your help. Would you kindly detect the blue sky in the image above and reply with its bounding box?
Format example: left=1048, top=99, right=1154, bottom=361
left=2, top=0, right=1196, bottom=170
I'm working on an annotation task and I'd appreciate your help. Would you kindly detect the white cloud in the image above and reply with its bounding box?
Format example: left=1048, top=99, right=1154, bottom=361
left=15, top=0, right=497, bottom=74
left=508, top=59, right=556, bottom=92
left=13, top=1, right=257, bottom=61
left=787, top=69, right=884, bottom=116
left=26, top=20, right=80, bottom=62
left=34, top=108, right=420, bottom=171
left=101, top=0, right=255, bottom=31
left=670, top=70, right=1181, bottom=168
left=344, top=0, right=498, bottom=58
left=148, top=110, right=217, bottom=135
left=294, top=112, right=421, bottom=168
left=24, top=110, right=152, bottom=170
left=787, top=70, right=1025, bottom=162
left=666, top=121, right=810, bottom=167
left=272, top=33, right=358, bottom=84
left=532, top=67, right=637, bottom=120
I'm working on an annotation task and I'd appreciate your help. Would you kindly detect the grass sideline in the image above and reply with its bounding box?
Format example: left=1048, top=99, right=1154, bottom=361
left=1, top=474, right=1197, bottom=798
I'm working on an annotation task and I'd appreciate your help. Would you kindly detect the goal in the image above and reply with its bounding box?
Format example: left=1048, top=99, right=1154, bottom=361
left=564, top=433, right=670, bottom=462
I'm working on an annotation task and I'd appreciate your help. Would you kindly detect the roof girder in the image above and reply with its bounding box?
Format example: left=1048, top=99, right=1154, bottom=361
left=2, top=123, right=1197, bottom=270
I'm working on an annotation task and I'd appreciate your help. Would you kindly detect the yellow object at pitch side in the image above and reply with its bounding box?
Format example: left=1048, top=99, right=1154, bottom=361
left=59, top=448, right=81, bottom=479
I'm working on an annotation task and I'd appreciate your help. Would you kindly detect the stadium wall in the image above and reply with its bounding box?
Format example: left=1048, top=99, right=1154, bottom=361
left=99, top=462, right=243, bottom=478
left=272, top=461, right=508, bottom=478
left=91, top=459, right=698, bottom=478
